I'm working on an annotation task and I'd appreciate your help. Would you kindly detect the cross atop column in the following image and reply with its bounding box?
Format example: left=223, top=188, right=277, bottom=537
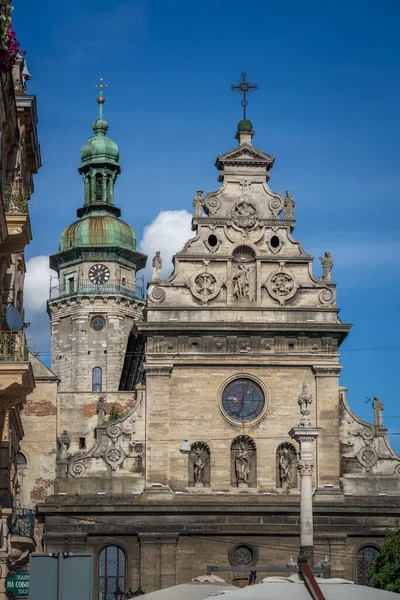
left=231, top=72, right=258, bottom=120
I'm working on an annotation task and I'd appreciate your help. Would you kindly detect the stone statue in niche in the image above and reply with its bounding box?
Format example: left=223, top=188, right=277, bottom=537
left=233, top=264, right=250, bottom=299
left=189, top=442, right=210, bottom=487
left=192, top=190, right=204, bottom=217
left=277, top=444, right=297, bottom=490
left=284, top=190, right=295, bottom=220
left=152, top=251, right=162, bottom=281
left=97, top=395, right=107, bottom=426
left=320, top=251, right=333, bottom=283
left=236, top=443, right=250, bottom=485
left=193, top=451, right=205, bottom=485
left=231, top=436, right=256, bottom=488
left=57, top=430, right=71, bottom=461
left=372, top=396, right=385, bottom=428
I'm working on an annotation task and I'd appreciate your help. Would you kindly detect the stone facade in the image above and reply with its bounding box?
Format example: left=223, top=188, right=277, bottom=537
left=20, top=113, right=400, bottom=594
left=0, top=46, right=41, bottom=599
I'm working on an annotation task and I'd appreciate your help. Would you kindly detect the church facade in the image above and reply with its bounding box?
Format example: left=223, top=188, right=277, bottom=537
left=20, top=86, right=400, bottom=596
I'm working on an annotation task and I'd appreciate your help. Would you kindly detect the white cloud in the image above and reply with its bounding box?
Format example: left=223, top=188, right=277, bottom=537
left=24, top=255, right=57, bottom=312
left=139, top=209, right=193, bottom=280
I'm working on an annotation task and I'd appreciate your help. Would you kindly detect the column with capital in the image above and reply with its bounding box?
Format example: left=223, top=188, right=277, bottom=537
left=289, top=384, right=322, bottom=563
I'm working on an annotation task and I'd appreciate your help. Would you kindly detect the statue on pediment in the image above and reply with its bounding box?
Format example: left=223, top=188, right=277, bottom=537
left=152, top=251, right=162, bottom=281
left=192, top=190, right=204, bottom=217
left=284, top=190, right=295, bottom=220
left=320, top=251, right=333, bottom=283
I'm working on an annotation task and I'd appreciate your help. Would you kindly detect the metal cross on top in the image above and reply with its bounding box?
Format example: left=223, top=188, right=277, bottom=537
left=95, top=77, right=108, bottom=102
left=94, top=77, right=108, bottom=118
left=231, top=72, right=258, bottom=120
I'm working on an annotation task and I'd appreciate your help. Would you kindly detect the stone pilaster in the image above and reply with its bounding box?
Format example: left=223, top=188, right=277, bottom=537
left=313, top=365, right=342, bottom=492
left=138, top=533, right=160, bottom=593
left=160, top=534, right=179, bottom=589
left=327, top=535, right=347, bottom=579
left=138, top=533, right=179, bottom=593
left=144, top=364, right=173, bottom=488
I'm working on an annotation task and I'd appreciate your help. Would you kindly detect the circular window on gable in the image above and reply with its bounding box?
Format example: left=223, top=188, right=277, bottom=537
left=90, top=316, right=106, bottom=332
left=220, top=377, right=267, bottom=425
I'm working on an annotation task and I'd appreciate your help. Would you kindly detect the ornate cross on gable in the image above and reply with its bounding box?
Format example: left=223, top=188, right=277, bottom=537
left=231, top=72, right=258, bottom=120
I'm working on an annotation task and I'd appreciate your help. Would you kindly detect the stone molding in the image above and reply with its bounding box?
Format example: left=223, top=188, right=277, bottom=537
left=327, top=535, right=347, bottom=545
left=312, top=365, right=343, bottom=377
left=44, top=532, right=87, bottom=546
left=138, top=533, right=179, bottom=545
left=144, top=364, right=173, bottom=376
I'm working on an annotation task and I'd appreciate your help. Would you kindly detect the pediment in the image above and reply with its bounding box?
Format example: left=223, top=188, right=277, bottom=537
left=216, top=144, right=275, bottom=170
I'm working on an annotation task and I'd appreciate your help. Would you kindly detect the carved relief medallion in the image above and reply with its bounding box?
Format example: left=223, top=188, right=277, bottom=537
left=264, top=263, right=298, bottom=305
left=231, top=200, right=259, bottom=232
left=190, top=263, right=221, bottom=305
left=357, top=445, right=378, bottom=472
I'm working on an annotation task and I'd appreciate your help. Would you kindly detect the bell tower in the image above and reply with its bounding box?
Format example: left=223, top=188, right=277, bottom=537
left=48, top=81, right=146, bottom=393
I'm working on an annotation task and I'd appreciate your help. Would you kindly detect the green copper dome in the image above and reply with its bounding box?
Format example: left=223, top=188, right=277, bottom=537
left=237, top=119, right=253, bottom=132
left=80, top=118, right=120, bottom=166
left=59, top=210, right=136, bottom=252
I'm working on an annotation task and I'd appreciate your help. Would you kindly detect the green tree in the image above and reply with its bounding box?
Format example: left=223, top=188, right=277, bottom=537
left=370, top=529, right=400, bottom=592
left=107, top=404, right=121, bottom=422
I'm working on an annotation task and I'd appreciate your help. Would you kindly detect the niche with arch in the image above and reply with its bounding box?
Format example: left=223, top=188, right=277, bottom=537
left=188, top=441, right=211, bottom=488
left=231, top=435, right=257, bottom=488
left=276, top=442, right=297, bottom=490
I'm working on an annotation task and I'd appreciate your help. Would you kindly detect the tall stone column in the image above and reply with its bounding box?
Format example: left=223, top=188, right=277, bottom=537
left=289, top=384, right=322, bottom=563
left=144, top=364, right=173, bottom=489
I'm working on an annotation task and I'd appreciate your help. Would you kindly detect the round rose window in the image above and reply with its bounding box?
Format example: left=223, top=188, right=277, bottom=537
left=222, top=378, right=265, bottom=423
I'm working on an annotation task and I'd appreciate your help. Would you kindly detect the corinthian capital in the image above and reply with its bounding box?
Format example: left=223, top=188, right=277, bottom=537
left=297, top=459, right=315, bottom=476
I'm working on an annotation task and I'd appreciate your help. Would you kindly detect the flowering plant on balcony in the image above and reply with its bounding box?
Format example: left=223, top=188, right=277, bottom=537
left=0, top=1, right=20, bottom=73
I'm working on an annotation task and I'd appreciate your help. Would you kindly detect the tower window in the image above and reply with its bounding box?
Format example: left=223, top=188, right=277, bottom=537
left=92, top=367, right=102, bottom=392
left=68, top=277, right=75, bottom=294
left=91, top=316, right=106, bottom=332
left=79, top=437, right=86, bottom=450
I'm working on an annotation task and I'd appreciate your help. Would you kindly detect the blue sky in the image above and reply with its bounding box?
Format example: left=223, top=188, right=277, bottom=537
left=14, top=1, right=400, bottom=446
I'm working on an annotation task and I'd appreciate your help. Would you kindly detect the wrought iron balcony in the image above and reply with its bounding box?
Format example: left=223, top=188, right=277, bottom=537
left=49, top=279, right=144, bottom=300
left=2, top=182, right=29, bottom=214
left=10, top=508, right=35, bottom=539
left=0, top=331, right=28, bottom=361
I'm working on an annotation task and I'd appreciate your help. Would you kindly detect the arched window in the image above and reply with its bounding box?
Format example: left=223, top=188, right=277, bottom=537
left=16, top=452, right=27, bottom=468
left=92, top=367, right=102, bottom=392
left=356, top=545, right=379, bottom=586
left=98, top=545, right=125, bottom=600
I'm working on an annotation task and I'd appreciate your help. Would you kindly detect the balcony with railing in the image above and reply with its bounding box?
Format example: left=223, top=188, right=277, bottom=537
left=9, top=508, right=36, bottom=559
left=0, top=331, right=34, bottom=407
left=1, top=182, right=32, bottom=254
left=49, top=278, right=145, bottom=301
left=0, top=331, right=28, bottom=361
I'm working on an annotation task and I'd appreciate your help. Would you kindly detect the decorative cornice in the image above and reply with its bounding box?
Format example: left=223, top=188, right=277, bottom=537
left=312, top=365, right=343, bottom=377
left=327, top=535, right=347, bottom=545
left=144, top=364, right=173, bottom=376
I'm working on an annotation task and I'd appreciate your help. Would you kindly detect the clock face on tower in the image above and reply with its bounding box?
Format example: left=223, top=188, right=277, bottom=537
left=88, top=264, right=110, bottom=285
